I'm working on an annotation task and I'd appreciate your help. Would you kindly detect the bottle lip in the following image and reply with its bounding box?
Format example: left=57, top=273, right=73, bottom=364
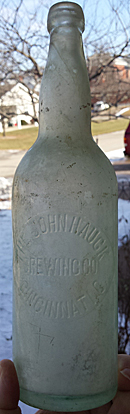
left=47, top=1, right=85, bottom=34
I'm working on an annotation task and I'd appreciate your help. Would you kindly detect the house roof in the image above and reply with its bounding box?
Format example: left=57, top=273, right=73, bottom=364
left=0, top=77, right=40, bottom=99
left=0, top=82, right=16, bottom=99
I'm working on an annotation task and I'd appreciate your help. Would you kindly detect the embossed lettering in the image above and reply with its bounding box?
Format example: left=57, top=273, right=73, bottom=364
left=59, top=301, right=70, bottom=318
left=17, top=237, right=26, bottom=253
left=30, top=220, right=39, bottom=239
left=16, top=213, right=113, bottom=319
left=97, top=246, right=109, bottom=261
left=83, top=257, right=97, bottom=275
left=54, top=258, right=61, bottom=276
left=93, top=237, right=106, bottom=251
left=30, top=258, right=37, bottom=275
left=78, top=222, right=90, bottom=239
left=69, top=216, right=82, bottom=234
left=33, top=296, right=44, bottom=312
left=48, top=214, right=57, bottom=232
left=46, top=301, right=59, bottom=319
left=37, top=258, right=43, bottom=274
left=77, top=295, right=88, bottom=312
left=20, top=282, right=48, bottom=313
left=58, top=214, right=67, bottom=232
left=23, top=256, right=98, bottom=277
left=71, top=300, right=81, bottom=317
left=61, top=258, right=70, bottom=277
left=26, top=288, right=37, bottom=303
left=44, top=258, right=56, bottom=276
left=17, top=214, right=110, bottom=262
left=39, top=217, right=47, bottom=234
left=19, top=281, right=91, bottom=319
left=87, top=228, right=100, bottom=244
left=71, top=259, right=80, bottom=276
left=20, top=280, right=28, bottom=293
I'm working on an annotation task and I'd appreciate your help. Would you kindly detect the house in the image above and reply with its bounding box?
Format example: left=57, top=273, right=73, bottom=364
left=0, top=81, right=40, bottom=133
left=89, top=54, right=130, bottom=106
left=113, top=57, right=130, bottom=80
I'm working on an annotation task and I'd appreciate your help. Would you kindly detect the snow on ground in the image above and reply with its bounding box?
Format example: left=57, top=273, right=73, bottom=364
left=0, top=210, right=12, bottom=360
left=116, top=107, right=130, bottom=117
left=118, top=198, right=130, bottom=246
left=105, top=147, right=125, bottom=162
left=0, top=211, right=37, bottom=414
left=0, top=177, right=13, bottom=210
left=0, top=148, right=129, bottom=413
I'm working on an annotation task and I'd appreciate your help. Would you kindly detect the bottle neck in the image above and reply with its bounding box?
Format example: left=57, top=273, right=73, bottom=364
left=38, top=25, right=92, bottom=141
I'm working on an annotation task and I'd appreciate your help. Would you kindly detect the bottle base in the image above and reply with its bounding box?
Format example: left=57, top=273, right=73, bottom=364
left=20, top=386, right=117, bottom=411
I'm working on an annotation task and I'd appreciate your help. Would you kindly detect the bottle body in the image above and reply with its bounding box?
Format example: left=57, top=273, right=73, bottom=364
left=12, top=2, right=118, bottom=411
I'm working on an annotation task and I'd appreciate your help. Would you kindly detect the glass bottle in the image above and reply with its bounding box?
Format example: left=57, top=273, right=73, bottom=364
left=12, top=2, right=118, bottom=411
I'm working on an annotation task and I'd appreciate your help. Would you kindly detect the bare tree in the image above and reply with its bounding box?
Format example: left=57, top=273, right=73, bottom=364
left=83, top=0, right=130, bottom=107
left=0, top=0, right=130, bottom=128
left=0, top=0, right=49, bottom=134
left=89, top=52, right=130, bottom=109
left=0, top=78, right=40, bottom=135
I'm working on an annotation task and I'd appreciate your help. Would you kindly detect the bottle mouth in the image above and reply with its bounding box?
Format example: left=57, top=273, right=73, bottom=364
left=47, top=1, right=85, bottom=34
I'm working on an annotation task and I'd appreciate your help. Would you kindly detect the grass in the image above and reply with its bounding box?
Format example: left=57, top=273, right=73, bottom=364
left=91, top=117, right=129, bottom=136
left=0, top=118, right=129, bottom=150
left=0, top=127, right=38, bottom=150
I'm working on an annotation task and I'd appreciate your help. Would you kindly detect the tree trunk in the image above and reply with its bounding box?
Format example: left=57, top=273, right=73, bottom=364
left=2, top=119, right=6, bottom=137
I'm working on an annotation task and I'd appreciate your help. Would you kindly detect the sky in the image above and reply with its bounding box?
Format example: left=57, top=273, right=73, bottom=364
left=1, top=0, right=130, bottom=59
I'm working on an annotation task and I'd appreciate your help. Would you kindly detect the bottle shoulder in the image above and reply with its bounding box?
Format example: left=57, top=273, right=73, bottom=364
left=14, top=135, right=116, bottom=181
left=13, top=136, right=117, bottom=204
left=12, top=137, right=118, bottom=235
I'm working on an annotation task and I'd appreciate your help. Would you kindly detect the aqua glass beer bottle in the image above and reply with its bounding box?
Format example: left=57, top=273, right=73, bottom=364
left=12, top=2, right=118, bottom=411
